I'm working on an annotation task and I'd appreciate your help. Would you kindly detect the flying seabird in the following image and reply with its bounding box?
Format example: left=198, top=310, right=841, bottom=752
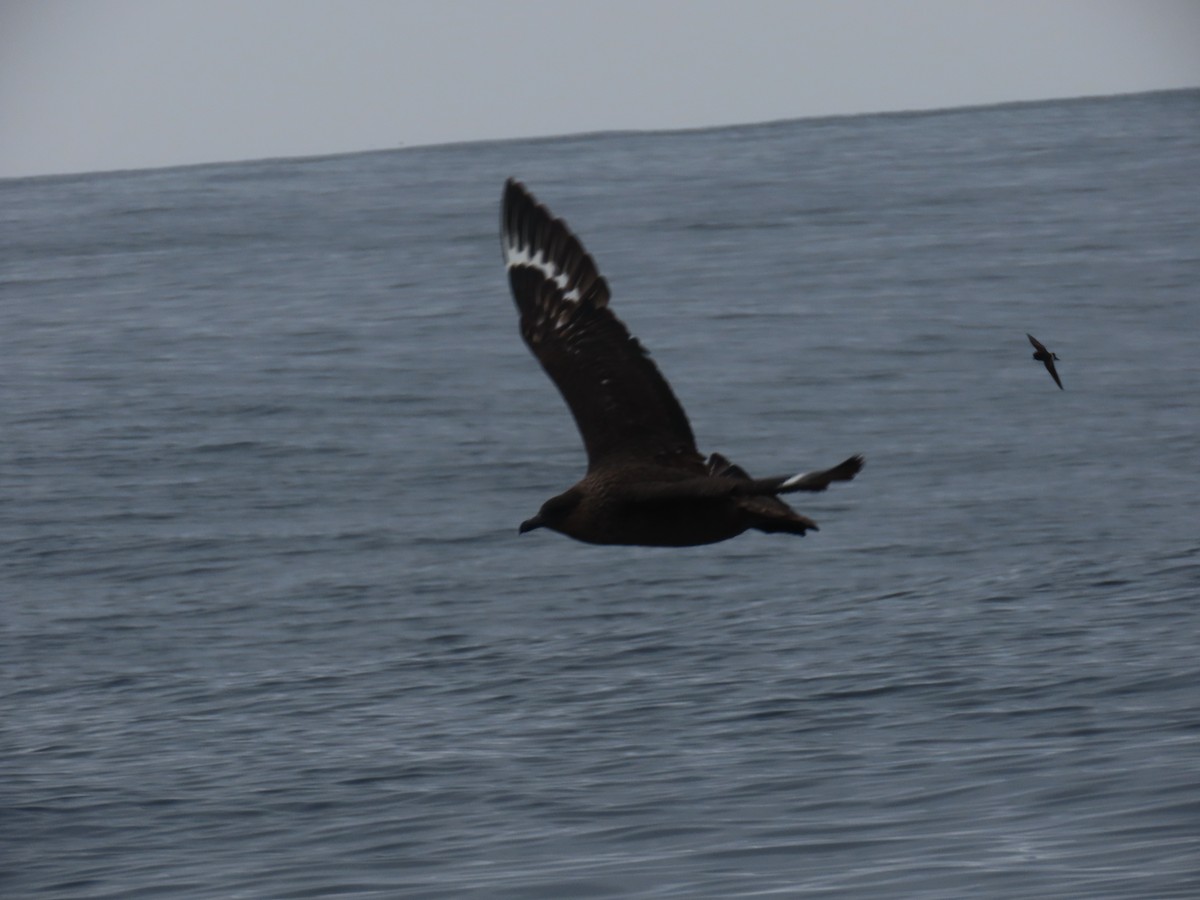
left=500, top=178, right=863, bottom=546
left=1027, top=333, right=1063, bottom=389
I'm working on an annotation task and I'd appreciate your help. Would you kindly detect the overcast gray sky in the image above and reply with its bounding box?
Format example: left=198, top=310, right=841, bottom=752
left=2, top=0, right=1198, bottom=178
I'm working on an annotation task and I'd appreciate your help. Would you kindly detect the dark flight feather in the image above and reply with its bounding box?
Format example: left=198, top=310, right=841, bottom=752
left=503, top=179, right=698, bottom=468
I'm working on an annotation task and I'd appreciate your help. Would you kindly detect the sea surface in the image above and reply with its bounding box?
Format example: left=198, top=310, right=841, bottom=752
left=3, top=90, right=1199, bottom=898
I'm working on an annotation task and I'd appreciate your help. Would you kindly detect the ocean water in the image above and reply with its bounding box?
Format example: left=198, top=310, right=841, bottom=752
left=3, top=90, right=1199, bottom=898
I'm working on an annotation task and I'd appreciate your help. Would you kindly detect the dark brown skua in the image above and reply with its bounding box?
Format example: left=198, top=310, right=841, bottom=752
left=1027, top=333, right=1064, bottom=390
left=501, top=178, right=862, bottom=546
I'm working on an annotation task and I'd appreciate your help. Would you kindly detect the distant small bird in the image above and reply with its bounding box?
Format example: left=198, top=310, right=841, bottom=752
left=1027, top=333, right=1063, bottom=390
left=500, top=178, right=863, bottom=546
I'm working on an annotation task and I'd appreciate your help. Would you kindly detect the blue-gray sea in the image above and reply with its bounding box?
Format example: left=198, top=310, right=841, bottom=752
left=3, top=90, right=1199, bottom=898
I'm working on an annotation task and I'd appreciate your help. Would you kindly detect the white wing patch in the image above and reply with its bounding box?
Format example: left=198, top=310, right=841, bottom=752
left=503, top=238, right=583, bottom=304
left=781, top=470, right=814, bottom=489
